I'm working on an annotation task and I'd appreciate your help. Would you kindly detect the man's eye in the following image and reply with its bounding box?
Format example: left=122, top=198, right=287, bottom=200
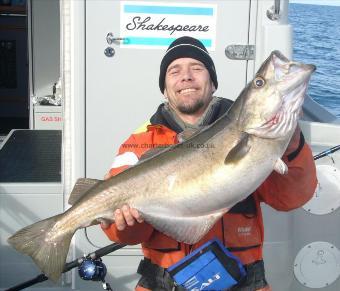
left=192, top=66, right=203, bottom=71
left=168, top=70, right=179, bottom=75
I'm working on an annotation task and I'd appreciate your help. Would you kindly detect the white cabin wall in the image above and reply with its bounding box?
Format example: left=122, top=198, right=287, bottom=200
left=254, top=0, right=292, bottom=70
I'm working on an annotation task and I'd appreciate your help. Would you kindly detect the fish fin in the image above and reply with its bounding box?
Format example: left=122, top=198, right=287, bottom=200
left=224, top=133, right=250, bottom=164
left=140, top=210, right=225, bottom=244
left=68, top=178, right=101, bottom=205
left=139, top=146, right=170, bottom=162
left=138, top=127, right=203, bottom=161
left=7, top=214, right=74, bottom=282
left=177, top=127, right=204, bottom=142
left=274, top=158, right=288, bottom=174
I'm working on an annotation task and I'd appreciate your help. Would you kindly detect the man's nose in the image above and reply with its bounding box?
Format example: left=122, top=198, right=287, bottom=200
left=181, top=67, right=194, bottom=81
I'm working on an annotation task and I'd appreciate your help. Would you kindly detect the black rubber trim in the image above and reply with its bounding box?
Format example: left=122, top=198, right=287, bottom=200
left=227, top=244, right=261, bottom=252
left=287, top=132, right=305, bottom=162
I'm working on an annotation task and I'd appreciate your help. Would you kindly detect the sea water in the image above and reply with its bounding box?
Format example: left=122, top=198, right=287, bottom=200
left=289, top=3, right=340, bottom=118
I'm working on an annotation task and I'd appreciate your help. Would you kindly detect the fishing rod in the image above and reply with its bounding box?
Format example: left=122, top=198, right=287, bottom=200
left=5, top=242, right=126, bottom=291
left=313, top=144, right=340, bottom=160
left=6, top=145, right=340, bottom=290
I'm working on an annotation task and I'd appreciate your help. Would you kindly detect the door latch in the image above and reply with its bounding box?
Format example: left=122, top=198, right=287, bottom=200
left=225, top=45, right=255, bottom=60
left=106, top=32, right=127, bottom=45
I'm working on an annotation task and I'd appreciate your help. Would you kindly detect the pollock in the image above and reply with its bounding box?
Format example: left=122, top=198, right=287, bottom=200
left=8, top=51, right=315, bottom=281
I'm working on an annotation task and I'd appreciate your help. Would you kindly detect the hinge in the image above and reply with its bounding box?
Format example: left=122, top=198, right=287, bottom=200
left=225, top=45, right=255, bottom=60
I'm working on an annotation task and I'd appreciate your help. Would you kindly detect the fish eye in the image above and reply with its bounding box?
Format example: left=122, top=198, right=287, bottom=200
left=254, top=77, right=265, bottom=88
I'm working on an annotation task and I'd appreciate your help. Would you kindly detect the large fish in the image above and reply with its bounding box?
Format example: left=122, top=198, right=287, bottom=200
left=8, top=51, right=315, bottom=281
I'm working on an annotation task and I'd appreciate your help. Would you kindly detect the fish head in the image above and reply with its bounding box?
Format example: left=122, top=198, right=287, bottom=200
left=235, top=50, right=315, bottom=139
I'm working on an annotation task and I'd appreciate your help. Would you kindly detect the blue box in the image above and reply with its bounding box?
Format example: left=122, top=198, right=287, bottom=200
left=167, top=238, right=246, bottom=290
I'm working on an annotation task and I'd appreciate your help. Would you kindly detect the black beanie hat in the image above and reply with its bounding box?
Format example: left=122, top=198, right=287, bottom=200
left=159, top=36, right=218, bottom=93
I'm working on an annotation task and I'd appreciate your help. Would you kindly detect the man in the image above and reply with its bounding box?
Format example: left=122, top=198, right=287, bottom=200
left=102, top=36, right=317, bottom=290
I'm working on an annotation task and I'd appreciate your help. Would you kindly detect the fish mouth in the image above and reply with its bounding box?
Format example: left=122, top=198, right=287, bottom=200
left=273, top=52, right=315, bottom=87
left=272, top=51, right=315, bottom=114
left=278, top=63, right=315, bottom=94
left=247, top=52, right=315, bottom=138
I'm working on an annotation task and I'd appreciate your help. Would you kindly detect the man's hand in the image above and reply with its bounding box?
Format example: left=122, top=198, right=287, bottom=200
left=101, top=204, right=144, bottom=231
left=102, top=175, right=143, bottom=230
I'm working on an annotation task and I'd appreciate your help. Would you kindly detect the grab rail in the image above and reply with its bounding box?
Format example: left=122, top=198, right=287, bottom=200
left=267, top=0, right=281, bottom=20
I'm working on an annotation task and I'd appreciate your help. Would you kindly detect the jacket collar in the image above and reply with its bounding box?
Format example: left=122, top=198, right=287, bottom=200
left=150, top=97, right=233, bottom=133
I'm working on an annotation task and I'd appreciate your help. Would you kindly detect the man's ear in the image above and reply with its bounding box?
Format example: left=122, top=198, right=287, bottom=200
left=164, top=88, right=168, bottom=99
left=212, top=82, right=216, bottom=94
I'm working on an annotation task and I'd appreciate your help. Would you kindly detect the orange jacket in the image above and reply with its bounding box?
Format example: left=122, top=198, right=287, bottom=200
left=103, top=124, right=317, bottom=268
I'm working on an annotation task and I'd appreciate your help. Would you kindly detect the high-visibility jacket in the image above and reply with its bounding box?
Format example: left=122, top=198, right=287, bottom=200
left=102, top=120, right=317, bottom=268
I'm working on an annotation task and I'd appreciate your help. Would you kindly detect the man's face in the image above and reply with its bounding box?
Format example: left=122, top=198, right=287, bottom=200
left=164, top=58, right=215, bottom=115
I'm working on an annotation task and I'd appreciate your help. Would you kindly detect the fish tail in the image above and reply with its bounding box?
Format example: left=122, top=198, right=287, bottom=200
left=7, top=214, right=75, bottom=282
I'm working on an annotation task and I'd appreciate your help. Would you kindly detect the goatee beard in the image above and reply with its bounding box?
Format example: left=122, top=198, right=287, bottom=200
left=177, top=100, right=205, bottom=114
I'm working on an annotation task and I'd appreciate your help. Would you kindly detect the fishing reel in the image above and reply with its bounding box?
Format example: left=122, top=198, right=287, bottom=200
left=6, top=242, right=125, bottom=291
left=78, top=258, right=112, bottom=290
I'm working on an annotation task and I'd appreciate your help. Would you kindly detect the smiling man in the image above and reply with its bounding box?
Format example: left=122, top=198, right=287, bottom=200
left=160, top=39, right=217, bottom=124
left=163, top=57, right=214, bottom=123
left=102, top=36, right=316, bottom=291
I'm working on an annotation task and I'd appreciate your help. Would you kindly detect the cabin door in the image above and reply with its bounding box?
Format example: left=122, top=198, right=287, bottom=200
left=83, top=0, right=253, bottom=289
